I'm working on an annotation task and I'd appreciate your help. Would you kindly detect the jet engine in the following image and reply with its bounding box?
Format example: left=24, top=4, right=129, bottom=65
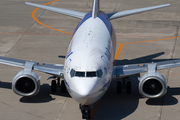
left=139, top=72, right=167, bottom=98
left=12, top=70, right=40, bottom=97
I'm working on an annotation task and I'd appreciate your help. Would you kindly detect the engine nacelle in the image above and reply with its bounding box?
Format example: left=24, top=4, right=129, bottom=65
left=12, top=70, right=40, bottom=97
left=139, top=72, right=167, bottom=98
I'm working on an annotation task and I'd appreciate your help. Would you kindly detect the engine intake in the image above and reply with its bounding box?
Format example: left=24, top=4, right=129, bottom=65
left=139, top=72, right=167, bottom=98
left=12, top=70, right=40, bottom=97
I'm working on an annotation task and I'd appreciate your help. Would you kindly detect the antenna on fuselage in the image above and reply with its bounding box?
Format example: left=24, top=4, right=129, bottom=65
left=92, top=0, right=100, bottom=18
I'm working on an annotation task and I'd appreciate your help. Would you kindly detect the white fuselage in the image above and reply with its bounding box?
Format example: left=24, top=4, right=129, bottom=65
left=64, top=12, right=116, bottom=105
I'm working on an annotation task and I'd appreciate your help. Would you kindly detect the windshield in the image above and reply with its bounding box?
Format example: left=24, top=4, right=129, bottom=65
left=70, top=69, right=103, bottom=78
left=75, top=71, right=85, bottom=77
left=87, top=72, right=96, bottom=77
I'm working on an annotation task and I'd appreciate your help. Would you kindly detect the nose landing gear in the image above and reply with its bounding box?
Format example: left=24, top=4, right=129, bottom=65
left=79, top=104, right=93, bottom=119
left=117, top=77, right=132, bottom=94
left=50, top=77, right=67, bottom=92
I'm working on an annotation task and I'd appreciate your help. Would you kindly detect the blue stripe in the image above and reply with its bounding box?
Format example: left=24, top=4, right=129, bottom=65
left=103, top=79, right=110, bottom=88
left=72, top=12, right=92, bottom=37
left=64, top=79, right=70, bottom=88
left=66, top=52, right=73, bottom=59
left=98, top=12, right=113, bottom=36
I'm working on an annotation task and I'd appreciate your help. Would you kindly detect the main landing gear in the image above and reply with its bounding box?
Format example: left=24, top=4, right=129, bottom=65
left=117, top=77, right=131, bottom=94
left=51, top=77, right=67, bottom=92
left=79, top=104, right=93, bottom=119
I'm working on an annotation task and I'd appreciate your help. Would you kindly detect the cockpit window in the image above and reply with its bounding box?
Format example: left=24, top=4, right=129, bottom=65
left=75, top=71, right=85, bottom=77
left=97, top=69, right=103, bottom=78
left=70, top=69, right=103, bottom=78
left=86, top=69, right=103, bottom=78
left=70, top=69, right=75, bottom=77
left=87, top=72, right=96, bottom=77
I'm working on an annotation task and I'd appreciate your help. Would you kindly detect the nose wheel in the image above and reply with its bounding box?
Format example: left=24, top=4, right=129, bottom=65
left=117, top=77, right=131, bottom=94
left=79, top=104, right=93, bottom=119
left=51, top=77, right=67, bottom=92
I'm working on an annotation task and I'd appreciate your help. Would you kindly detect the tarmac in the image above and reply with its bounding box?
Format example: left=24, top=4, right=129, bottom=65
left=0, top=0, right=180, bottom=120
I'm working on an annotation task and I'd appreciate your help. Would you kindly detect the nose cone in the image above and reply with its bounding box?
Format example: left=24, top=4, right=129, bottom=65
left=75, top=79, right=97, bottom=97
left=69, top=78, right=106, bottom=105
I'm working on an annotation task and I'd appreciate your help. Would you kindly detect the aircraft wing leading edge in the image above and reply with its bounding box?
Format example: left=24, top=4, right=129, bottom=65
left=0, top=56, right=64, bottom=77
left=0, top=56, right=180, bottom=80
left=25, top=2, right=86, bottom=19
left=107, top=4, right=170, bottom=19
left=113, top=59, right=180, bottom=79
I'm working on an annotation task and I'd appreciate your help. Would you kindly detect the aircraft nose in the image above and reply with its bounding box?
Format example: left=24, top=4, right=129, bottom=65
left=78, top=86, right=93, bottom=97
left=75, top=79, right=97, bottom=97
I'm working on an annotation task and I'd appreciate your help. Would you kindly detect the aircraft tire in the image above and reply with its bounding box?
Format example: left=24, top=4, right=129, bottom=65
left=117, top=81, right=122, bottom=93
left=82, top=110, right=85, bottom=119
left=126, top=81, right=131, bottom=94
left=82, top=110, right=91, bottom=119
left=61, top=80, right=66, bottom=92
left=51, top=80, right=57, bottom=92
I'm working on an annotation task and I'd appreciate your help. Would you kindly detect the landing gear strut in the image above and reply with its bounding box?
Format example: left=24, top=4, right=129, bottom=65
left=80, top=104, right=93, bottom=119
left=117, top=77, right=131, bottom=94
left=51, top=77, right=67, bottom=92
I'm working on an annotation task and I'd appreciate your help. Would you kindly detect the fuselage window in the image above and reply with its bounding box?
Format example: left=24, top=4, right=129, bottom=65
left=87, top=72, right=96, bottom=77
left=75, top=71, right=85, bottom=77
left=70, top=69, right=75, bottom=77
left=97, top=69, right=103, bottom=78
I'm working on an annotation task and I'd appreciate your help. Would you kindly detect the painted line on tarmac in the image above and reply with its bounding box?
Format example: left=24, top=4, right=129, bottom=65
left=0, top=32, right=69, bottom=36
left=117, top=36, right=180, bottom=45
left=115, top=36, right=180, bottom=60
left=116, top=35, right=173, bottom=38
left=31, top=0, right=72, bottom=35
left=115, top=44, right=124, bottom=60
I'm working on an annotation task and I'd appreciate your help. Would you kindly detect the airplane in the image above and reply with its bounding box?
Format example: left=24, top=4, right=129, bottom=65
left=0, top=0, right=179, bottom=119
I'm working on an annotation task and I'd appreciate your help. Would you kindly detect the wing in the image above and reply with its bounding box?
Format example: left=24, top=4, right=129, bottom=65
left=113, top=59, right=180, bottom=79
left=107, top=4, right=170, bottom=19
left=25, top=2, right=86, bottom=19
left=0, top=56, right=64, bottom=77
